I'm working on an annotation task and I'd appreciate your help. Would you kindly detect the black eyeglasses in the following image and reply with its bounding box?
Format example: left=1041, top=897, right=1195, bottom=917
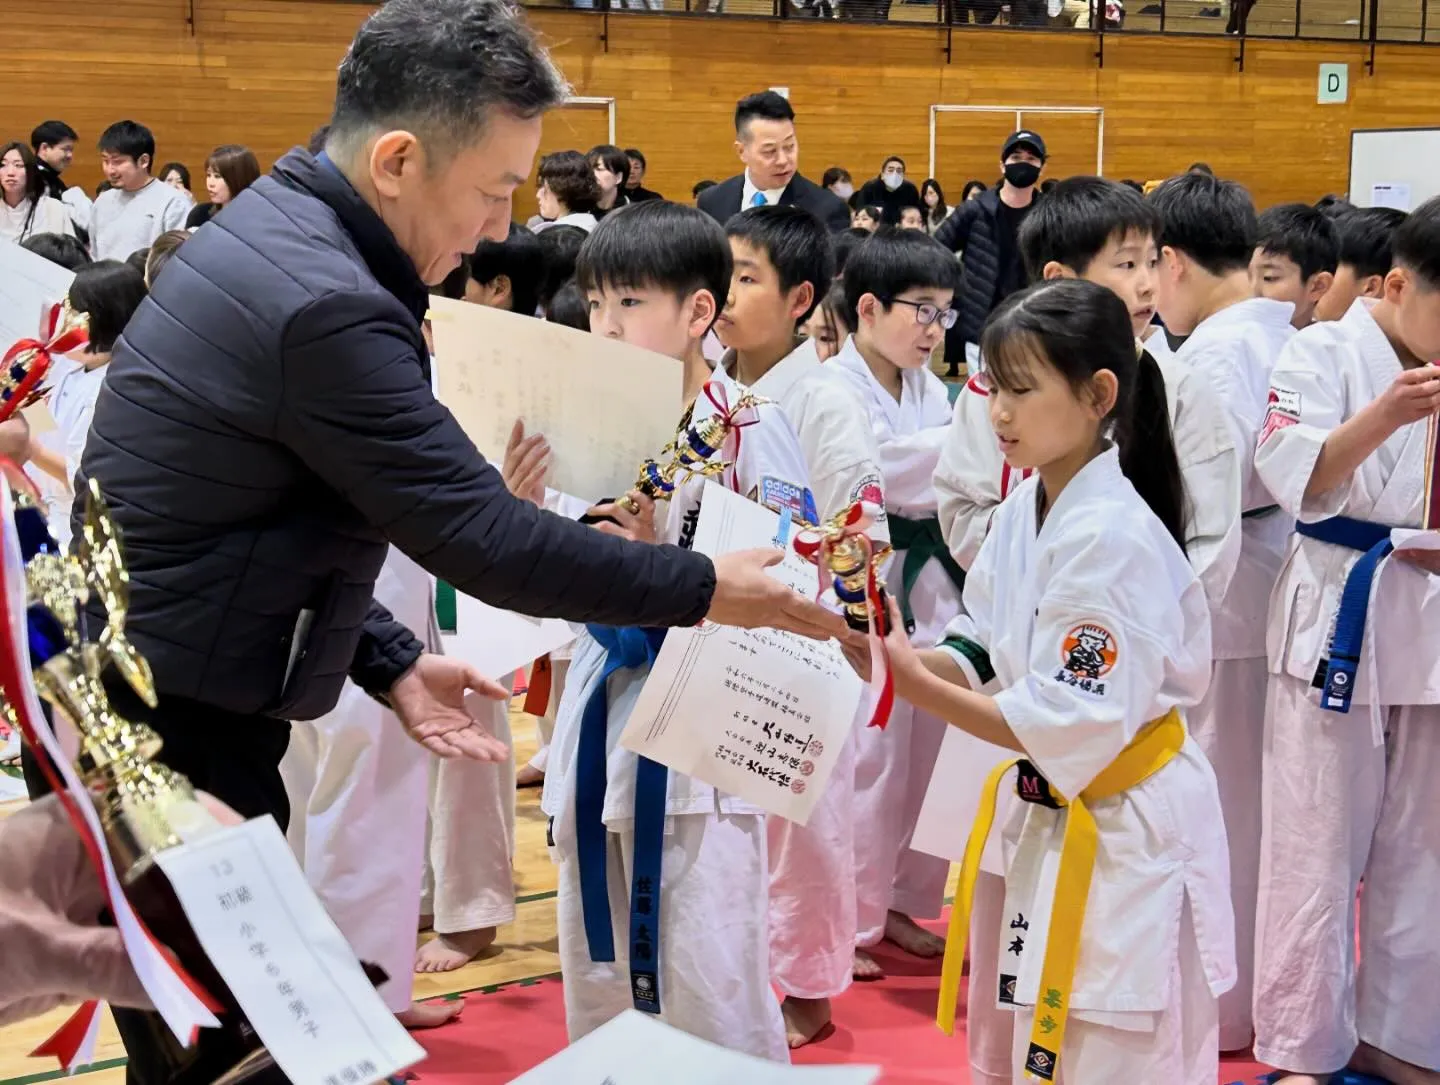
left=889, top=298, right=959, bottom=330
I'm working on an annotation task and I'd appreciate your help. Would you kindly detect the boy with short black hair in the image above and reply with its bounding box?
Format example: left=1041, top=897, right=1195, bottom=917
left=1251, top=202, right=1339, bottom=329
left=898, top=206, right=926, bottom=232
left=1149, top=169, right=1294, bottom=1055
left=717, top=204, right=888, bottom=1048
left=90, top=120, right=190, bottom=261
left=1253, top=194, right=1440, bottom=1085
left=1314, top=205, right=1407, bottom=323
left=543, top=199, right=807, bottom=1061
left=464, top=230, right=546, bottom=316
left=29, top=120, right=78, bottom=203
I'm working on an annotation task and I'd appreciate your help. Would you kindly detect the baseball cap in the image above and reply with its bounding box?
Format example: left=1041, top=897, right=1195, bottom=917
left=1002, top=130, right=1047, bottom=161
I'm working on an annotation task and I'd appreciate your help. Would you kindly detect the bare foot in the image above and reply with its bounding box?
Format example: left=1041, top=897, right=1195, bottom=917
left=852, top=948, right=885, bottom=980
left=1351, top=1041, right=1440, bottom=1085
left=883, top=910, right=946, bottom=958
left=396, top=1000, right=463, bottom=1030
left=781, top=996, right=832, bottom=1049
left=414, top=927, right=497, bottom=973
left=516, top=763, right=545, bottom=788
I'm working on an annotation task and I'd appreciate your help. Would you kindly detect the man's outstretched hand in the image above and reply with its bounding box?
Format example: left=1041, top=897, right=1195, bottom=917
left=705, top=549, right=846, bottom=641
left=390, top=654, right=512, bottom=761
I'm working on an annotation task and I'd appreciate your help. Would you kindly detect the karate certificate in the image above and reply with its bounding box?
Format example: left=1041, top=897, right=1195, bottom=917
left=429, top=298, right=683, bottom=502
left=618, top=483, right=862, bottom=824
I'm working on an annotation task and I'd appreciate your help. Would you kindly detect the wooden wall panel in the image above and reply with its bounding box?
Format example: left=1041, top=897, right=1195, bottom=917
left=3, top=0, right=1439, bottom=223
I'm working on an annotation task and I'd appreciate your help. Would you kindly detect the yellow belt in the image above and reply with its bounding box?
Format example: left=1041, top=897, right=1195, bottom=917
left=936, top=707, right=1186, bottom=1082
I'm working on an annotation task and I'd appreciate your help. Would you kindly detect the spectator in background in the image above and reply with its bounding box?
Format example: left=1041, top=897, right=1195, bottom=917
left=187, top=144, right=262, bottom=229
left=823, top=166, right=855, bottom=203
left=933, top=128, right=1046, bottom=374
left=462, top=231, right=548, bottom=316
left=899, top=206, right=926, bottom=231
left=623, top=148, right=663, bottom=202
left=857, top=155, right=922, bottom=225
left=535, top=224, right=588, bottom=315
left=801, top=280, right=851, bottom=360
left=852, top=205, right=882, bottom=231
left=921, top=178, right=949, bottom=234
left=90, top=121, right=191, bottom=260
left=832, top=227, right=870, bottom=278
left=159, top=163, right=195, bottom=206
left=20, top=232, right=91, bottom=271
left=545, top=280, right=588, bottom=330
left=0, top=142, right=75, bottom=243
left=586, top=144, right=630, bottom=218
left=692, top=179, right=717, bottom=205
left=532, top=150, right=601, bottom=233
left=960, top=179, right=988, bottom=202
left=29, top=120, right=77, bottom=203
left=144, top=229, right=190, bottom=290
left=697, top=91, right=850, bottom=232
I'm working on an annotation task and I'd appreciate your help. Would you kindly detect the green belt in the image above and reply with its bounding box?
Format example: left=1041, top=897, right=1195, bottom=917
left=1242, top=504, right=1280, bottom=520
left=436, top=580, right=457, bottom=633
left=887, top=514, right=966, bottom=635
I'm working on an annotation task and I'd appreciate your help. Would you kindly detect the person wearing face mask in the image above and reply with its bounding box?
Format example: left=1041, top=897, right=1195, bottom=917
left=822, top=166, right=855, bottom=205
left=933, top=130, right=1047, bottom=376
left=856, top=155, right=922, bottom=226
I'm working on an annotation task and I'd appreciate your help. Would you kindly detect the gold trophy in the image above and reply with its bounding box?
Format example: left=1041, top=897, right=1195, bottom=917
left=795, top=504, right=893, bottom=633
left=618, top=388, right=768, bottom=512
left=1, top=298, right=88, bottom=413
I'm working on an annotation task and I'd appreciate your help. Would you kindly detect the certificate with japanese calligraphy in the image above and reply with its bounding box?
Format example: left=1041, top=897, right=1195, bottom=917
left=618, top=483, right=863, bottom=824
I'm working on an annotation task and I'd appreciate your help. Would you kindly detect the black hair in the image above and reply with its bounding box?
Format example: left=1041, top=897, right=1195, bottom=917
left=94, top=180, right=113, bottom=198
left=97, top=121, right=156, bottom=166
left=1019, top=175, right=1161, bottom=281
left=1187, top=162, right=1214, bottom=176
left=1391, top=195, right=1440, bottom=291
left=586, top=144, right=630, bottom=185
left=437, top=254, right=471, bottom=300
left=307, top=124, right=331, bottom=156
left=961, top=179, right=987, bottom=202
left=20, top=232, right=91, bottom=272
left=623, top=148, right=646, bottom=169
left=882, top=155, right=906, bottom=172
left=822, top=167, right=852, bottom=189
left=921, top=178, right=947, bottom=222
left=470, top=228, right=546, bottom=316
left=538, top=150, right=601, bottom=214
left=68, top=260, right=148, bottom=353
left=841, top=227, right=960, bottom=331
left=1039, top=179, right=1059, bottom=195
left=125, top=248, right=151, bottom=281
left=145, top=230, right=190, bottom=288
left=0, top=142, right=46, bottom=237
left=981, top=279, right=1187, bottom=552
left=899, top=205, right=927, bottom=226
left=158, top=162, right=191, bottom=190
left=535, top=224, right=588, bottom=312
left=31, top=121, right=77, bottom=152
left=1255, top=202, right=1339, bottom=281
left=328, top=0, right=565, bottom=164
left=576, top=201, right=731, bottom=316
left=692, top=179, right=717, bottom=199
left=734, top=91, right=795, bottom=135
left=854, top=205, right=884, bottom=227
left=725, top=204, right=835, bottom=325
left=545, top=279, right=589, bottom=331
left=810, top=280, right=852, bottom=354
left=833, top=228, right=870, bottom=278
left=1120, top=179, right=1144, bottom=194
left=1148, top=171, right=1256, bottom=276
left=1315, top=193, right=1355, bottom=218
left=1332, top=206, right=1407, bottom=280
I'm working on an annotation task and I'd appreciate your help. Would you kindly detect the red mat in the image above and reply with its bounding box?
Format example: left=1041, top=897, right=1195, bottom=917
left=410, top=934, right=1274, bottom=1084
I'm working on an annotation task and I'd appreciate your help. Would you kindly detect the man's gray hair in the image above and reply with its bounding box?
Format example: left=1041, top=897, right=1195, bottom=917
left=328, top=0, right=568, bottom=164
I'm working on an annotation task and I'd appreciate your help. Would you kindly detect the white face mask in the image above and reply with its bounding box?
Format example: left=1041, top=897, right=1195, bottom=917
left=882, top=172, right=904, bottom=191
left=833, top=182, right=854, bottom=200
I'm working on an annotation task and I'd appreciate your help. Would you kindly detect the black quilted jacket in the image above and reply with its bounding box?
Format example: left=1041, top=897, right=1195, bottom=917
left=933, top=187, right=1011, bottom=348
left=76, top=149, right=715, bottom=722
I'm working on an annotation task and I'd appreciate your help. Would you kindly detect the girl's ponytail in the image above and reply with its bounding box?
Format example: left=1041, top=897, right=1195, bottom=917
left=1115, top=349, right=1189, bottom=553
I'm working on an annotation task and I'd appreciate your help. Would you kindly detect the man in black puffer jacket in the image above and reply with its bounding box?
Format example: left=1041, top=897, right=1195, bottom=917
left=934, top=129, right=1047, bottom=375
left=70, top=4, right=841, bottom=1079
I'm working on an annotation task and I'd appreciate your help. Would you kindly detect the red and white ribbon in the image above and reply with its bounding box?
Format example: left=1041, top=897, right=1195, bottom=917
left=0, top=303, right=88, bottom=424
left=793, top=501, right=894, bottom=730
left=701, top=381, right=762, bottom=493
left=0, top=463, right=221, bottom=1071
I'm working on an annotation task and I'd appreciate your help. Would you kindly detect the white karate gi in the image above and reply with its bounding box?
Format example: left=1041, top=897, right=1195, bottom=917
left=280, top=547, right=435, bottom=1012
left=822, top=340, right=957, bottom=948
left=718, top=339, right=890, bottom=1002
left=1251, top=298, right=1440, bottom=1075
left=543, top=374, right=810, bottom=1061
left=941, top=447, right=1233, bottom=1082
left=1173, top=297, right=1294, bottom=1050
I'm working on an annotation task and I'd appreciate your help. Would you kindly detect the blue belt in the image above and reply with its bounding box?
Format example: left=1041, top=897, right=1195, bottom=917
left=575, top=623, right=668, bottom=1014
left=1294, top=516, right=1393, bottom=714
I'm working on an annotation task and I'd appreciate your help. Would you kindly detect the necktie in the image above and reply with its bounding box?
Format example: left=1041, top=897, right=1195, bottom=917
left=751, top=192, right=767, bottom=207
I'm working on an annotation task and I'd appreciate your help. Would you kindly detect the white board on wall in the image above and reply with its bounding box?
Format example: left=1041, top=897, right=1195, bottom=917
left=1348, top=127, right=1440, bottom=211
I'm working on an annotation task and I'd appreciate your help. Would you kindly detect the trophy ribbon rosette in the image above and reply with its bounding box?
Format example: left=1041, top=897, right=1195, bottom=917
left=793, top=501, right=895, bottom=730
left=620, top=381, right=766, bottom=511
left=0, top=300, right=89, bottom=418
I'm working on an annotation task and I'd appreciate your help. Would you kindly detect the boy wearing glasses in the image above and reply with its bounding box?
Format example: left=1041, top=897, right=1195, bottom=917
left=825, top=227, right=965, bottom=988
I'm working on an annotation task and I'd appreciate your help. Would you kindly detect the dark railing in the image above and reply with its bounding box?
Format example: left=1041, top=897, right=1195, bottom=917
left=522, top=0, right=1440, bottom=50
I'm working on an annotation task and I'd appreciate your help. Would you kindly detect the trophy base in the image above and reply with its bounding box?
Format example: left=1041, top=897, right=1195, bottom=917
left=844, top=588, right=890, bottom=635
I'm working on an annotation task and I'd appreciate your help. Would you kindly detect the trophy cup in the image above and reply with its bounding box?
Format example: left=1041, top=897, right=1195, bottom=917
left=6, top=480, right=391, bottom=1085
left=794, top=502, right=893, bottom=634
left=1, top=298, right=87, bottom=412
left=618, top=385, right=767, bottom=512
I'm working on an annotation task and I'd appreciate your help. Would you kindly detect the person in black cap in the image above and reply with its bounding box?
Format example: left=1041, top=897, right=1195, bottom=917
left=933, top=129, right=1047, bottom=375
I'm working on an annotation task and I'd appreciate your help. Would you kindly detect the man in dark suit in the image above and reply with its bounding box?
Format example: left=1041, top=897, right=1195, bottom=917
left=697, top=92, right=850, bottom=233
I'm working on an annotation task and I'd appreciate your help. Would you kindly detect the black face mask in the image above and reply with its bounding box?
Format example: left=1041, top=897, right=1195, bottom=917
left=1004, top=161, right=1042, bottom=189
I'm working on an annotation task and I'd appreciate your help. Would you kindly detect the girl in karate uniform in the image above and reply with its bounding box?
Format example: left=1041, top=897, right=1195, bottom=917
left=854, top=278, right=1235, bottom=1082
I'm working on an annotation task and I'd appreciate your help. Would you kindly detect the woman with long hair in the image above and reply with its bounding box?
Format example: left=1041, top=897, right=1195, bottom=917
left=186, top=145, right=262, bottom=228
left=921, top=178, right=950, bottom=234
left=0, top=141, right=74, bottom=243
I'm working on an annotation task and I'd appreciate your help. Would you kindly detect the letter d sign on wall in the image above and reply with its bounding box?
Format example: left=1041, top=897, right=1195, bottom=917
left=1318, top=63, right=1348, bottom=104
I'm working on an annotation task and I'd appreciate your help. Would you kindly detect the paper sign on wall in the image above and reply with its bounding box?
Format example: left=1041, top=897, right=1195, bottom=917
left=1371, top=182, right=1411, bottom=210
